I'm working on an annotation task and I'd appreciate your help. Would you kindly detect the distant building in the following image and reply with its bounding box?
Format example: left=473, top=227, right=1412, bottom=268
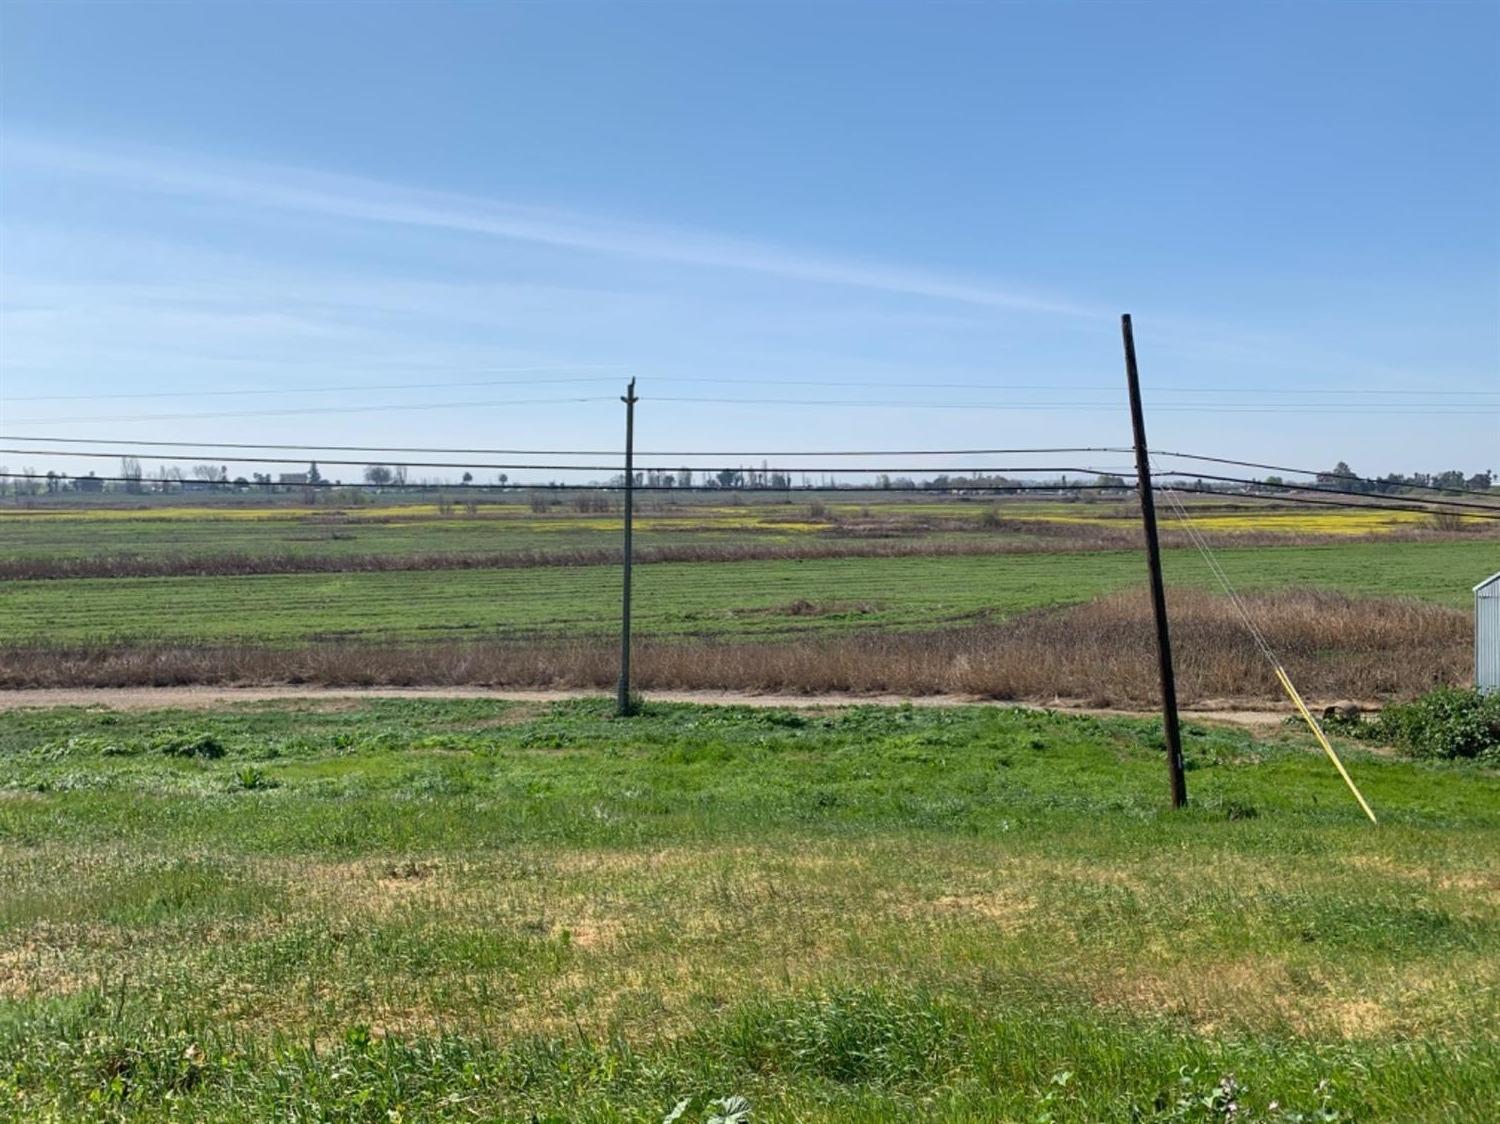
left=75, top=474, right=104, bottom=493
left=278, top=473, right=310, bottom=486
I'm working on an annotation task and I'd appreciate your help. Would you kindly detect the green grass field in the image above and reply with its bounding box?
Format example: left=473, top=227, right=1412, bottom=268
left=3, top=539, right=1493, bottom=645
left=1, top=698, right=1496, bottom=1121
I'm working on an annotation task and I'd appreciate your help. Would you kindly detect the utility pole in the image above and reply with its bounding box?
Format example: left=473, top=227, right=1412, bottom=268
left=1121, top=314, right=1187, bottom=808
left=616, top=378, right=639, bottom=717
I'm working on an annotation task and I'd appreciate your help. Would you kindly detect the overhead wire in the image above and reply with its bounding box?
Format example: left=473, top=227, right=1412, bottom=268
left=3, top=441, right=1495, bottom=517
left=5, top=372, right=1496, bottom=403
left=1153, top=449, right=1498, bottom=499
left=647, top=396, right=1493, bottom=415
left=0, top=471, right=1138, bottom=496
left=0, top=446, right=1134, bottom=476
left=1154, top=466, right=1379, bottom=823
left=0, top=369, right=628, bottom=403
left=0, top=435, right=1133, bottom=458
left=1149, top=470, right=1500, bottom=514
left=6, top=395, right=1497, bottom=425
left=0, top=395, right=619, bottom=425
left=4, top=463, right=1495, bottom=518
left=1152, top=486, right=1500, bottom=522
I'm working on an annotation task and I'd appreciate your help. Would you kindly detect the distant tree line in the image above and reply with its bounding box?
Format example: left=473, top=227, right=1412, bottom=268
left=1304, top=462, right=1493, bottom=494
left=0, top=459, right=1492, bottom=499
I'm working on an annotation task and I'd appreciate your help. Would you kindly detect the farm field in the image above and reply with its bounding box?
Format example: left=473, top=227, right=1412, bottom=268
left=0, top=496, right=1463, bottom=564
left=2, top=495, right=1493, bottom=699
left=0, top=501, right=821, bottom=561
left=1, top=538, right=1494, bottom=646
left=1, top=697, right=1496, bottom=1120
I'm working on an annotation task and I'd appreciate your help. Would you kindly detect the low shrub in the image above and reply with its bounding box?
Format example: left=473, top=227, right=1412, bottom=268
left=231, top=766, right=276, bottom=790
left=152, top=731, right=227, bottom=759
left=1366, top=687, right=1500, bottom=762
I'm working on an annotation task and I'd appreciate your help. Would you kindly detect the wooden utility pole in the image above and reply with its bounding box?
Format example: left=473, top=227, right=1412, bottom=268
left=616, top=378, right=639, bottom=717
left=1121, top=315, right=1187, bottom=808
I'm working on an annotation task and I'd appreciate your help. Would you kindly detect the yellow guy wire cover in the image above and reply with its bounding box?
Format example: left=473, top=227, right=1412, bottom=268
left=1274, top=665, right=1378, bottom=824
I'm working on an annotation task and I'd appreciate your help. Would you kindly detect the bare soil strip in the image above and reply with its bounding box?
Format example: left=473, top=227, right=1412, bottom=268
left=0, top=683, right=1303, bottom=727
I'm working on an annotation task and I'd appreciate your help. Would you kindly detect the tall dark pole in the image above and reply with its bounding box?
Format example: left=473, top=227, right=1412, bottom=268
left=1122, top=315, right=1187, bottom=808
left=616, top=378, right=638, bottom=716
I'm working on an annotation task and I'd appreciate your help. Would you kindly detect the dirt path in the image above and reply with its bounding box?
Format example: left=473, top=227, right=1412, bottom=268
left=0, top=684, right=1301, bottom=728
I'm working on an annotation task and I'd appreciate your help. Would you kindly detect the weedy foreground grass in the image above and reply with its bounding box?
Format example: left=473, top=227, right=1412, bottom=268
left=1, top=698, right=1497, bottom=1121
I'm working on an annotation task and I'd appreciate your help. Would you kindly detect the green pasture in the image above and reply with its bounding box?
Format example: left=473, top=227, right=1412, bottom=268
left=0, top=698, right=1496, bottom=1120
left=1, top=539, right=1492, bottom=645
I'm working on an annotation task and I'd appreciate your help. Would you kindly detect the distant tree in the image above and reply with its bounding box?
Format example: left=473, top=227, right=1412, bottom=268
left=715, top=468, right=741, bottom=488
left=461, top=472, right=473, bottom=486
left=363, top=465, right=394, bottom=487
left=1433, top=470, right=1467, bottom=492
left=120, top=456, right=144, bottom=494
left=307, top=461, right=324, bottom=486
left=1095, top=473, right=1127, bottom=490
left=392, top=465, right=408, bottom=487
left=1315, top=461, right=1375, bottom=493
left=678, top=467, right=693, bottom=488
left=1468, top=472, right=1494, bottom=492
left=497, top=473, right=509, bottom=487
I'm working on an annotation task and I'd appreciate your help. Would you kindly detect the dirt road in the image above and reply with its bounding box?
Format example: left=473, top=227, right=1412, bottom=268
left=0, top=684, right=1300, bottom=728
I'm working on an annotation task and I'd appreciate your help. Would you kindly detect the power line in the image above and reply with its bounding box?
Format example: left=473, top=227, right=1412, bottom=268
left=6, top=372, right=1496, bottom=403
left=1163, top=469, right=1500, bottom=513
left=1153, top=449, right=1497, bottom=499
left=0, top=447, right=1134, bottom=476
left=0, top=435, right=1132, bottom=458
left=1150, top=477, right=1500, bottom=520
left=649, top=396, right=1495, bottom=415
left=0, top=371, right=625, bottom=403
left=1, top=395, right=620, bottom=425
left=4, top=443, right=1494, bottom=514
left=5, top=462, right=1494, bottom=516
left=0, top=471, right=1138, bottom=496
left=7, top=396, right=1498, bottom=426
left=1154, top=470, right=1381, bottom=823
left=6, top=467, right=1497, bottom=517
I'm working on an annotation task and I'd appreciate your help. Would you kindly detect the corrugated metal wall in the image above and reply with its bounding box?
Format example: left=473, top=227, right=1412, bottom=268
left=1479, top=574, right=1500, bottom=693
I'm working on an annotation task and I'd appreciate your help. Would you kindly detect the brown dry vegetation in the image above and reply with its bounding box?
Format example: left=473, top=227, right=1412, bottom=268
left=0, top=588, right=1466, bottom=703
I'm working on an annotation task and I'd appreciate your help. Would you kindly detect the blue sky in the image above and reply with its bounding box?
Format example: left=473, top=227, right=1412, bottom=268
left=0, top=0, right=1495, bottom=484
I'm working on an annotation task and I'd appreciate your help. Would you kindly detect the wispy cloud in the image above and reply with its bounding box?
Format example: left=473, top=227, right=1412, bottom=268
left=3, top=134, right=1103, bottom=320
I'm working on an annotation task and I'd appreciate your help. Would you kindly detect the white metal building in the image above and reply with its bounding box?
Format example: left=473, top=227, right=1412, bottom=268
left=1478, top=572, right=1500, bottom=693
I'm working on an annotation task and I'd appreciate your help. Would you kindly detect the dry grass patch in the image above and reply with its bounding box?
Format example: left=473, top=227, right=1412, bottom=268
left=3, top=587, right=1469, bottom=703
